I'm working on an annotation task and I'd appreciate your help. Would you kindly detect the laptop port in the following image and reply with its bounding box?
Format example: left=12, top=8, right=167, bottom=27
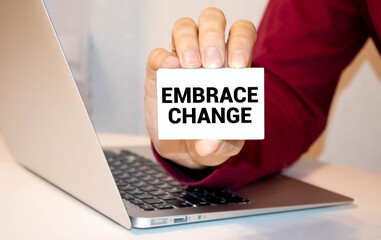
left=174, top=216, right=188, bottom=223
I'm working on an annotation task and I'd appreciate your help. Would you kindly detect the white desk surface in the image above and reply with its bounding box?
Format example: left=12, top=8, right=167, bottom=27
left=1, top=133, right=380, bottom=240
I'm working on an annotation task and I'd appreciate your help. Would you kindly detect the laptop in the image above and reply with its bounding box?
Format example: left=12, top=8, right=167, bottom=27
left=0, top=0, right=352, bottom=229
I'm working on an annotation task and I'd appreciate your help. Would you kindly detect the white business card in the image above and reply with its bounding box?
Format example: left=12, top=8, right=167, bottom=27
left=157, top=68, right=264, bottom=140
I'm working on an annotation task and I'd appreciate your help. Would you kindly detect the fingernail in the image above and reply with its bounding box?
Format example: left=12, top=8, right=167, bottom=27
left=181, top=49, right=200, bottom=67
left=196, top=139, right=221, bottom=157
left=204, top=47, right=223, bottom=68
left=164, top=55, right=179, bottom=64
left=230, top=51, right=247, bottom=68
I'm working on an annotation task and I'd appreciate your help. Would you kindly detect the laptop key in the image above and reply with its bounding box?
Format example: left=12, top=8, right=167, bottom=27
left=129, top=199, right=145, bottom=205
left=124, top=177, right=140, bottom=184
left=144, top=198, right=163, bottom=204
left=155, top=183, right=172, bottom=189
left=149, top=189, right=167, bottom=196
left=121, top=193, right=135, bottom=201
left=115, top=180, right=127, bottom=186
left=153, top=172, right=166, bottom=178
left=197, top=201, right=210, bottom=206
left=125, top=167, right=137, bottom=174
left=118, top=164, right=128, bottom=170
left=180, top=194, right=205, bottom=206
left=212, top=190, right=250, bottom=203
left=112, top=170, right=123, bottom=176
left=139, top=204, right=155, bottom=211
left=133, top=171, right=145, bottom=178
left=125, top=188, right=144, bottom=195
left=152, top=203, right=174, bottom=210
left=130, top=161, right=142, bottom=168
left=166, top=199, right=193, bottom=208
left=139, top=185, right=157, bottom=192
left=148, top=179, right=164, bottom=185
left=168, top=180, right=183, bottom=186
left=118, top=184, right=136, bottom=191
left=203, top=195, right=227, bottom=205
left=159, top=194, right=178, bottom=200
left=166, top=187, right=184, bottom=194
left=134, top=193, right=154, bottom=200
left=140, top=175, right=155, bottom=182
left=138, top=165, right=150, bottom=171
left=132, top=181, right=148, bottom=188
left=118, top=172, right=132, bottom=179
left=146, top=169, right=158, bottom=175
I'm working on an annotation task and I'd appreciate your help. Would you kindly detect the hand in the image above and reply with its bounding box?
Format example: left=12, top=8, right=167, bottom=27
left=144, top=7, right=257, bottom=169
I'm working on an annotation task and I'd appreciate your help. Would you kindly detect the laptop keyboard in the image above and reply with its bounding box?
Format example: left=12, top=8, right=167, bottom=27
left=104, top=149, right=250, bottom=211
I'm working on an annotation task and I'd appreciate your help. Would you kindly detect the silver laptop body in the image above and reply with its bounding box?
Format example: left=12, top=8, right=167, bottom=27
left=0, top=0, right=352, bottom=229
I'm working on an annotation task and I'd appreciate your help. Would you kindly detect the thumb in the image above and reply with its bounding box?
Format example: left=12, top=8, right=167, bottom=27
left=193, top=139, right=245, bottom=166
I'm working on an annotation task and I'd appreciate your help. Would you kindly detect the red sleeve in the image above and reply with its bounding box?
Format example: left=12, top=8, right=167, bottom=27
left=154, top=0, right=368, bottom=189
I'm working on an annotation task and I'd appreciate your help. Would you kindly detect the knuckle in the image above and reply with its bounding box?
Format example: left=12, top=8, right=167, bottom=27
left=230, top=141, right=245, bottom=156
left=204, top=26, right=225, bottom=34
left=149, top=48, right=165, bottom=60
left=174, top=31, right=198, bottom=45
left=201, top=27, right=224, bottom=36
left=229, top=145, right=242, bottom=156
left=147, top=48, right=168, bottom=70
left=180, top=33, right=197, bottom=42
left=230, top=34, right=254, bottom=47
left=220, top=140, right=244, bottom=156
left=222, top=143, right=236, bottom=155
left=175, top=35, right=199, bottom=51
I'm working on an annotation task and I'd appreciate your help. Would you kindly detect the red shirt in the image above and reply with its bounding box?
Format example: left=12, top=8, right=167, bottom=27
left=153, top=0, right=381, bottom=189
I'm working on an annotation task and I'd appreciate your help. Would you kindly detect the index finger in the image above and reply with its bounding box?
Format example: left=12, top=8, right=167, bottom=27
left=145, top=48, right=180, bottom=98
left=146, top=48, right=180, bottom=81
